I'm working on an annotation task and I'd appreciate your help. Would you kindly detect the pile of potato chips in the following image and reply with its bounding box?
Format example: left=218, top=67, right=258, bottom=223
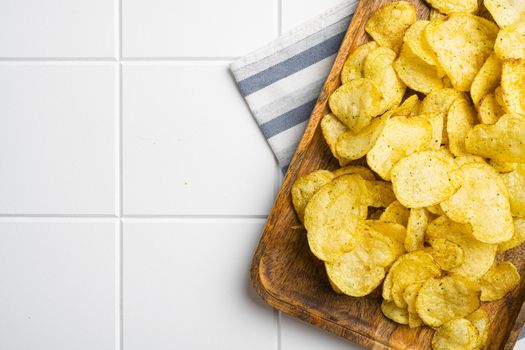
left=292, top=1, right=525, bottom=348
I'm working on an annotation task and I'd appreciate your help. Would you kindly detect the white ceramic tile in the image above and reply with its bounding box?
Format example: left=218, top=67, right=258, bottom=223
left=0, top=0, right=114, bottom=57
left=281, top=0, right=346, bottom=33
left=122, top=0, right=276, bottom=57
left=281, top=314, right=365, bottom=350
left=122, top=63, right=277, bottom=215
left=0, top=64, right=116, bottom=215
left=0, top=220, right=117, bottom=350
left=123, top=220, right=277, bottom=350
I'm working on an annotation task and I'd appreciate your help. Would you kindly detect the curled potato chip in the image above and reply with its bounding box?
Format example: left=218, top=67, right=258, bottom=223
left=367, top=116, right=432, bottom=180
left=501, top=164, right=525, bottom=217
left=420, top=113, right=445, bottom=149
left=427, top=216, right=497, bottom=280
left=479, top=261, right=521, bottom=301
left=367, top=220, right=407, bottom=244
left=391, top=150, right=462, bottom=208
left=380, top=201, right=410, bottom=226
left=393, top=94, right=420, bottom=116
left=341, top=41, right=379, bottom=84
left=428, top=238, right=465, bottom=271
left=426, top=14, right=499, bottom=91
left=478, top=92, right=504, bottom=124
left=408, top=312, right=423, bottom=328
left=426, top=204, right=445, bottom=216
left=454, top=155, right=486, bottom=167
left=394, top=43, right=444, bottom=94
left=421, top=88, right=463, bottom=115
left=335, top=112, right=390, bottom=161
left=404, top=20, right=438, bottom=66
left=466, top=309, right=490, bottom=349
left=495, top=85, right=509, bottom=111
left=291, top=170, right=334, bottom=222
left=333, top=165, right=376, bottom=181
left=501, top=59, right=525, bottom=116
left=447, top=97, right=476, bottom=156
left=329, top=79, right=384, bottom=133
left=403, top=282, right=424, bottom=314
left=485, top=0, right=525, bottom=28
left=320, top=114, right=350, bottom=166
left=365, top=1, right=417, bottom=53
left=431, top=318, right=479, bottom=350
left=416, top=275, right=480, bottom=327
left=305, top=175, right=368, bottom=261
left=498, top=218, right=525, bottom=253
left=405, top=208, right=430, bottom=252
left=366, top=181, right=396, bottom=208
left=429, top=8, right=446, bottom=20
left=470, top=54, right=502, bottom=106
left=495, top=21, right=525, bottom=60
left=381, top=300, right=409, bottom=325
left=425, top=0, right=478, bottom=14
left=441, top=163, right=514, bottom=244
left=490, top=159, right=517, bottom=173
left=466, top=114, right=525, bottom=163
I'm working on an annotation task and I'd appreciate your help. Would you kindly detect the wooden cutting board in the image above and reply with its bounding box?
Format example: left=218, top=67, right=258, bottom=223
left=250, top=0, right=525, bottom=349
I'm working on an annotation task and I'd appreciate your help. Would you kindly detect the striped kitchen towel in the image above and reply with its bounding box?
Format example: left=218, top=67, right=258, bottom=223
left=230, top=0, right=359, bottom=173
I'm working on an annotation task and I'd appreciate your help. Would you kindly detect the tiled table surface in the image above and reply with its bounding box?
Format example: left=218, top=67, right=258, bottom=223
left=0, top=1, right=523, bottom=349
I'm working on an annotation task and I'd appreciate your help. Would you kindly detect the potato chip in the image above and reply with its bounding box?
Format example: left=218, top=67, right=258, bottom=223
left=420, top=113, right=445, bottom=149
left=416, top=275, right=480, bottom=327
left=431, top=318, right=479, bottom=350
left=305, top=175, right=368, bottom=261
left=495, top=85, right=508, bottom=111
left=429, top=8, right=446, bottom=20
left=408, top=312, right=423, bottom=328
left=447, top=96, right=476, bottom=156
left=405, top=208, right=431, bottom=252
left=367, top=116, right=433, bottom=180
left=501, top=59, right=525, bottom=116
left=291, top=170, right=334, bottom=222
left=466, top=114, right=525, bottom=163
left=381, top=300, right=409, bottom=325
left=320, top=113, right=350, bottom=166
left=426, top=14, right=499, bottom=91
left=393, top=94, right=420, bottom=116
left=478, top=92, right=504, bottom=124
left=501, top=164, right=525, bottom=216
left=470, top=54, right=502, bottom=106
left=425, top=0, right=478, bottom=15
left=498, top=218, right=525, bottom=252
left=380, top=201, right=410, bottom=226
left=366, top=220, right=407, bottom=244
left=366, top=181, right=396, bottom=208
left=391, top=150, right=462, bottom=208
left=329, top=78, right=384, bottom=133
left=404, top=20, right=438, bottom=66
left=466, top=309, right=490, bottom=349
left=479, top=261, right=521, bottom=301
left=427, top=216, right=497, bottom=280
left=341, top=41, right=379, bottom=84
left=426, top=204, right=445, bottom=216
left=333, top=165, right=376, bottom=181
left=420, top=88, right=463, bottom=115
left=485, top=0, right=525, bottom=28
left=403, top=282, right=424, bottom=314
left=490, top=159, right=517, bottom=173
left=454, top=155, right=486, bottom=167
left=496, top=21, right=525, bottom=60
left=365, top=1, right=417, bottom=53
left=394, top=43, right=444, bottom=94
left=441, top=163, right=514, bottom=244
left=335, top=112, right=390, bottom=161
left=364, top=47, right=406, bottom=112
left=428, top=238, right=464, bottom=271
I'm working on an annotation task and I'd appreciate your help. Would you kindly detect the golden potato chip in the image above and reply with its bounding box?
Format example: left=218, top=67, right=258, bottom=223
left=320, top=113, right=350, bottom=166
left=363, top=227, right=406, bottom=267
left=365, top=1, right=417, bottom=53
left=429, top=8, right=446, bottom=20
left=501, top=59, right=525, bottom=116
left=366, top=181, right=396, bottom=208
left=478, top=92, right=504, bottom=124
left=403, top=282, right=424, bottom=314
left=495, top=85, right=508, bottom=111
left=498, top=218, right=525, bottom=252
left=416, top=275, right=480, bottom=327
left=427, top=216, right=497, bottom=280
left=380, top=201, right=410, bottom=226
left=333, top=165, right=376, bottom=181
left=470, top=53, right=502, bottom=106
left=291, top=170, right=334, bottom=222
left=305, top=175, right=368, bottom=261
left=431, top=318, right=479, bottom=350
left=404, top=20, right=438, bottom=66
left=367, top=116, right=433, bottom=180
left=335, top=112, right=390, bottom=161
left=425, top=0, right=478, bottom=14
left=394, top=43, right=444, bottom=94
left=447, top=96, right=476, bottom=156
left=393, top=94, right=420, bottom=116
left=479, top=261, right=521, bottom=301
left=328, top=276, right=344, bottom=294
left=366, top=220, right=407, bottom=244
left=485, top=0, right=525, bottom=28
left=466, top=114, right=525, bottom=163
left=341, top=41, right=379, bottom=84
left=420, top=88, right=463, bottom=115
left=329, top=79, right=384, bottom=133
left=426, top=14, right=499, bottom=91
left=495, top=21, right=525, bottom=60
left=426, top=204, right=445, bottom=216
left=364, top=47, right=406, bottom=112
left=454, top=155, right=486, bottom=167
left=441, top=163, right=513, bottom=244
left=405, top=208, right=431, bottom=252
left=420, top=113, right=445, bottom=149
left=501, top=164, right=525, bottom=216
left=408, top=313, right=423, bottom=328
left=428, top=238, right=464, bottom=271
left=391, top=150, right=462, bottom=208
left=490, top=159, right=517, bottom=173
left=381, top=300, right=409, bottom=325
left=466, top=309, right=490, bottom=349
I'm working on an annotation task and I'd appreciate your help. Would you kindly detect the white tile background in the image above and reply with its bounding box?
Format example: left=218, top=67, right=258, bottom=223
left=0, top=0, right=523, bottom=349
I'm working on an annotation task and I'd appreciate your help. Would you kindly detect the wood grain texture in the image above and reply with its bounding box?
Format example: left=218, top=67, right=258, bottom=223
left=250, top=0, right=525, bottom=349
